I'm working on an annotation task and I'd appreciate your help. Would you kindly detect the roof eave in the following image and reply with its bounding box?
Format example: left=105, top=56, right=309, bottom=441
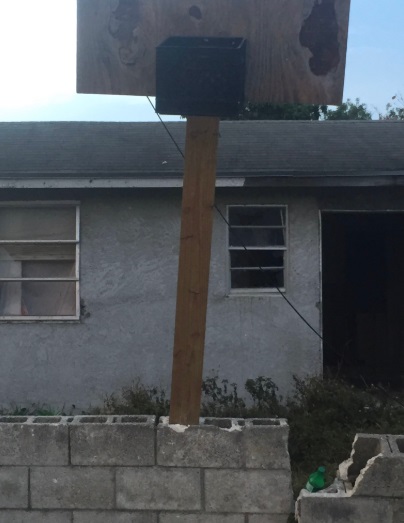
left=0, top=171, right=404, bottom=189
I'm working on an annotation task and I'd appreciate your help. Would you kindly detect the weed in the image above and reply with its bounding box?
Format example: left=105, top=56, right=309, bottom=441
left=92, top=380, right=170, bottom=419
left=286, top=376, right=404, bottom=495
left=0, top=404, right=68, bottom=417
left=245, top=376, right=284, bottom=414
left=200, top=375, right=246, bottom=417
left=4, top=373, right=404, bottom=506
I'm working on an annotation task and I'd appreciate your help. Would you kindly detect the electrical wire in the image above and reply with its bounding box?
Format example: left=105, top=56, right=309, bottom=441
left=147, top=96, right=324, bottom=340
left=147, top=96, right=404, bottom=406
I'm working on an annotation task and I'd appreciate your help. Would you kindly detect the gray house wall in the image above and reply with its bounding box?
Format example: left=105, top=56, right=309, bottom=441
left=5, top=184, right=404, bottom=409
left=0, top=120, right=403, bottom=409
left=0, top=187, right=322, bottom=409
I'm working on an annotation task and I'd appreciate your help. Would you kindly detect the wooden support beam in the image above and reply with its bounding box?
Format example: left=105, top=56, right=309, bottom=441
left=169, top=116, right=220, bottom=425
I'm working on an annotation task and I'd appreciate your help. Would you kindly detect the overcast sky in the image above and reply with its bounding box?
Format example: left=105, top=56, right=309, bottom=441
left=0, top=0, right=403, bottom=122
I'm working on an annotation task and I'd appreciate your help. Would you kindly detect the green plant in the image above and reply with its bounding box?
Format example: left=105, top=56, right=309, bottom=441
left=93, top=380, right=170, bottom=419
left=8, top=371, right=404, bottom=510
left=286, top=376, right=404, bottom=495
left=201, top=375, right=246, bottom=417
left=1, top=404, right=68, bottom=416
left=245, top=376, right=281, bottom=412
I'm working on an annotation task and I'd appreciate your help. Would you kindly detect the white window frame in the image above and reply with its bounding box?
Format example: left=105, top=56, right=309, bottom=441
left=0, top=201, right=80, bottom=322
left=227, top=204, right=288, bottom=295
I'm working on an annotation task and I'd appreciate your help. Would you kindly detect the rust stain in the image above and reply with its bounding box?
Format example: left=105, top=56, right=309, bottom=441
left=108, top=0, right=141, bottom=65
left=299, top=0, right=340, bottom=76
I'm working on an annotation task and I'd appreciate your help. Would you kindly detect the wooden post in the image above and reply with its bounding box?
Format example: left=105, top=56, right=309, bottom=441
left=169, top=116, right=220, bottom=425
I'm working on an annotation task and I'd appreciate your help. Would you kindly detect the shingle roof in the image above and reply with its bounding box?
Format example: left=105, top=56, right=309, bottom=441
left=0, top=120, right=403, bottom=181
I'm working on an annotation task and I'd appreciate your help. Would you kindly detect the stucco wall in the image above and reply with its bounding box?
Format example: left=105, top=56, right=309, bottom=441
left=0, top=187, right=323, bottom=408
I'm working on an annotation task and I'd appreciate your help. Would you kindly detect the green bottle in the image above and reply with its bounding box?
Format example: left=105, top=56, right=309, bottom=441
left=305, top=466, right=326, bottom=492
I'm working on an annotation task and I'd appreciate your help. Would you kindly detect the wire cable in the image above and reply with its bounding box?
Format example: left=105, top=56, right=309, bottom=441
left=147, top=97, right=404, bottom=407
left=147, top=96, right=323, bottom=340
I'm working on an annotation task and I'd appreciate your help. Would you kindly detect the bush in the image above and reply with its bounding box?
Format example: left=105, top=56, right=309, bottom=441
left=286, top=376, right=404, bottom=495
left=19, top=373, right=402, bottom=501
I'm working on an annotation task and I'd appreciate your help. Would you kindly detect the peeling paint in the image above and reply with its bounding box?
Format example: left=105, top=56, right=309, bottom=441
left=351, top=453, right=382, bottom=496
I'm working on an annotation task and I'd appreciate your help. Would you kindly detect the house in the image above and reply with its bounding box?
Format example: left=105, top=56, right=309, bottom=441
left=0, top=120, right=404, bottom=409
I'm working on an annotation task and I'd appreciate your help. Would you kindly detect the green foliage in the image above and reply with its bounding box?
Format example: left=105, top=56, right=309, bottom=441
left=92, top=374, right=404, bottom=496
left=6, top=373, right=404, bottom=508
left=229, top=97, right=375, bottom=121
left=245, top=376, right=282, bottom=412
left=323, top=97, right=372, bottom=120
left=379, top=94, right=404, bottom=120
left=93, top=380, right=170, bottom=419
left=200, top=375, right=286, bottom=418
left=200, top=375, right=246, bottom=417
left=0, top=404, right=67, bottom=416
left=234, top=101, right=326, bottom=121
left=286, top=376, right=404, bottom=495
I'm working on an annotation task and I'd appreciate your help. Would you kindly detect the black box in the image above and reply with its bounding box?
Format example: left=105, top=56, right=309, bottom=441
left=156, top=36, right=247, bottom=117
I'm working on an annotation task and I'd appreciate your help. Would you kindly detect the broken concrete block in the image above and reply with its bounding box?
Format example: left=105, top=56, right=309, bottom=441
left=338, top=433, right=390, bottom=483
left=297, top=433, right=404, bottom=523
left=352, top=454, right=404, bottom=498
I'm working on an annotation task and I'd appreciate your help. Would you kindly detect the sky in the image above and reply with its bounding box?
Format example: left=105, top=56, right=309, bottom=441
left=0, top=0, right=403, bottom=122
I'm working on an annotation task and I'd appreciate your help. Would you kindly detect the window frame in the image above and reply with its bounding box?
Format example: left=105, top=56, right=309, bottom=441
left=227, top=204, right=288, bottom=295
left=0, top=201, right=80, bottom=322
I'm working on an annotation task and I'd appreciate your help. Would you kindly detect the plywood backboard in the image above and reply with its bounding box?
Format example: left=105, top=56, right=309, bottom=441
left=77, top=0, right=351, bottom=105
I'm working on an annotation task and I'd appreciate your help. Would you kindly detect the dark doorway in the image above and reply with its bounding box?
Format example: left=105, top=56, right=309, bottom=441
left=322, top=212, right=404, bottom=388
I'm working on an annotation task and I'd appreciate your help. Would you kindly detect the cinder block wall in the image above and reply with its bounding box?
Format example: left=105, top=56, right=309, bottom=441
left=296, top=433, right=404, bottom=523
left=0, top=415, right=293, bottom=522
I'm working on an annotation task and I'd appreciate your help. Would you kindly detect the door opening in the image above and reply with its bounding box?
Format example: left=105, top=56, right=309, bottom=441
left=322, top=212, right=404, bottom=388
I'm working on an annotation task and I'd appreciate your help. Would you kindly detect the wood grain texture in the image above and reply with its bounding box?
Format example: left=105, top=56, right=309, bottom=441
left=77, top=0, right=351, bottom=105
left=169, top=117, right=219, bottom=425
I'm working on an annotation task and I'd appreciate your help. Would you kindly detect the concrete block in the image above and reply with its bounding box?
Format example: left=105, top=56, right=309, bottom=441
left=205, top=470, right=293, bottom=514
left=0, top=512, right=72, bottom=523
left=388, top=435, right=404, bottom=455
left=248, top=516, right=292, bottom=523
left=0, top=468, right=28, bottom=508
left=160, top=515, right=244, bottom=523
left=352, top=455, right=404, bottom=498
left=70, top=415, right=155, bottom=466
left=393, top=499, right=404, bottom=523
left=157, top=417, right=244, bottom=468
left=31, top=467, right=114, bottom=509
left=0, top=419, right=68, bottom=465
left=338, top=433, right=390, bottom=483
left=244, top=419, right=290, bottom=470
left=117, top=467, right=201, bottom=511
left=73, top=511, right=157, bottom=522
left=298, top=495, right=394, bottom=523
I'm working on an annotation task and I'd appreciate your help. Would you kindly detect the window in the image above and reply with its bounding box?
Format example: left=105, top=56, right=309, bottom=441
left=228, top=205, right=287, bottom=291
left=0, top=203, right=80, bottom=320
